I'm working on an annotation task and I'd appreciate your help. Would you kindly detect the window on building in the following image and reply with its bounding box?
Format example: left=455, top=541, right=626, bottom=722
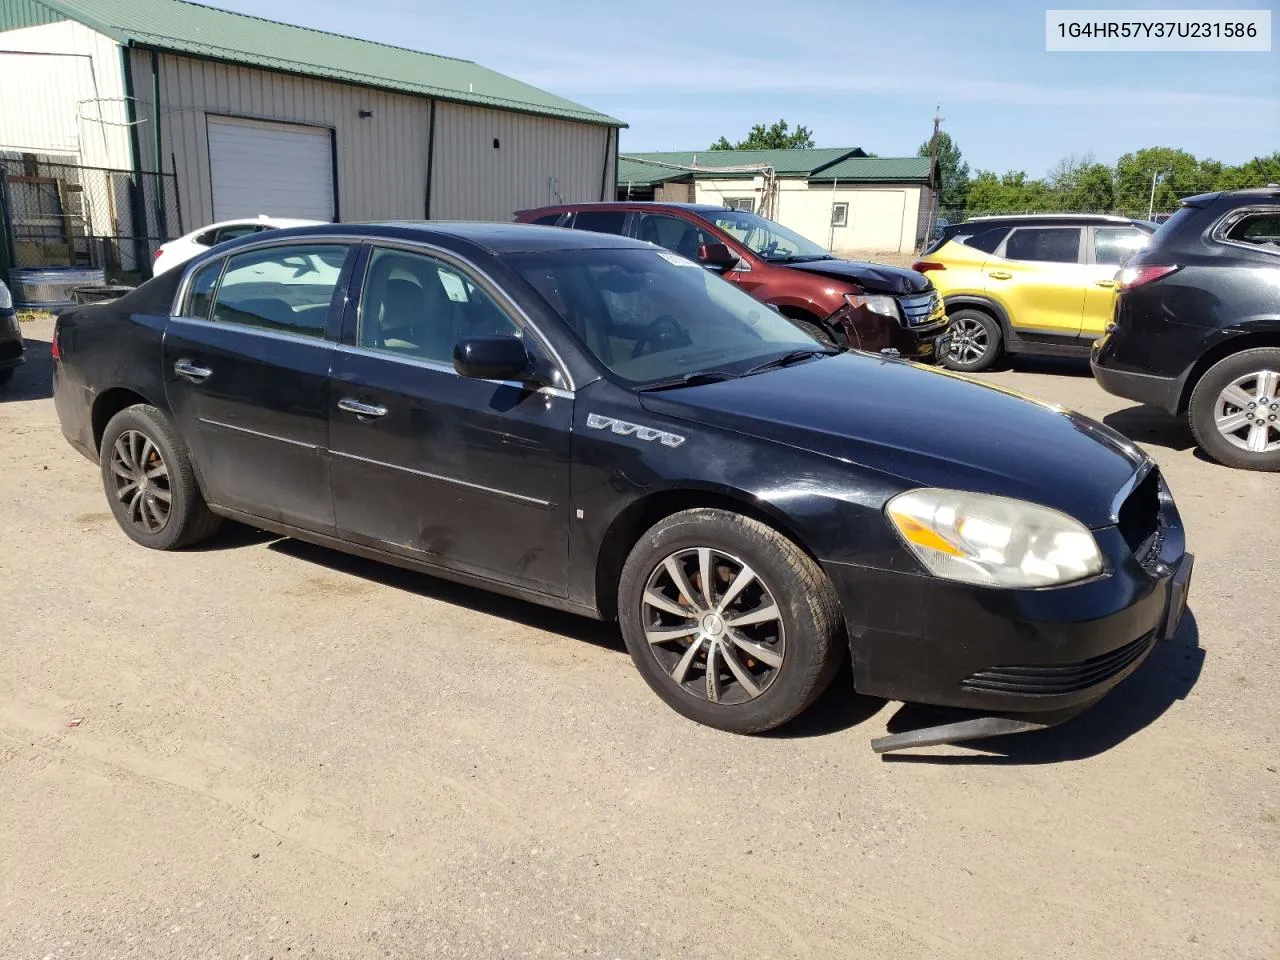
left=726, top=198, right=755, bottom=213
left=831, top=203, right=849, bottom=228
left=358, top=248, right=521, bottom=365
left=1003, top=227, right=1082, bottom=264
left=210, top=243, right=350, bottom=337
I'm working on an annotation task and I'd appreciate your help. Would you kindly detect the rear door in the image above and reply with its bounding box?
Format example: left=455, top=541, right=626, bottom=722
left=988, top=226, right=1086, bottom=335
left=1082, top=225, right=1151, bottom=335
left=327, top=243, right=573, bottom=594
left=163, top=241, right=355, bottom=531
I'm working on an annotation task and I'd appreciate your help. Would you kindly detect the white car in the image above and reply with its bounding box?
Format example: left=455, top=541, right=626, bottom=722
left=152, top=215, right=323, bottom=275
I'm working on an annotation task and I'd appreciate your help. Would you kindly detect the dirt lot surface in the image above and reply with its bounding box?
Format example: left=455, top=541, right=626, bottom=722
left=3, top=318, right=1277, bottom=959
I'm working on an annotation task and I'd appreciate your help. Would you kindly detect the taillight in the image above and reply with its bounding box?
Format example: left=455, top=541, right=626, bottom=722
left=50, top=327, right=61, bottom=361
left=1117, top=264, right=1178, bottom=290
left=154, top=247, right=165, bottom=262
left=912, top=261, right=946, bottom=274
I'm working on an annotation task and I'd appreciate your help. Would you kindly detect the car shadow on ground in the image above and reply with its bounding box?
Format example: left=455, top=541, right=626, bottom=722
left=262, top=535, right=627, bottom=654
left=879, top=612, right=1204, bottom=765
left=1001, top=356, right=1094, bottom=377
left=1103, top=404, right=1196, bottom=451
left=0, top=333, right=53, bottom=403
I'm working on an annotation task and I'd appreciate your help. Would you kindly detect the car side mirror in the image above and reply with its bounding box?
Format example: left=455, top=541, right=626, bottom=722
left=697, top=242, right=738, bottom=271
left=453, top=335, right=537, bottom=383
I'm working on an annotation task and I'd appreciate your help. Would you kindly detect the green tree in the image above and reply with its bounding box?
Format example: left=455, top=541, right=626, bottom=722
left=1214, top=152, right=1280, bottom=190
left=710, top=120, right=815, bottom=151
left=918, top=131, right=969, bottom=212
left=1113, top=147, right=1216, bottom=215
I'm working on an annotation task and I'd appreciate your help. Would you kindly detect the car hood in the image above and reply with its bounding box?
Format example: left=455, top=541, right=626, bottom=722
left=784, top=259, right=931, bottom=294
left=638, top=354, right=1146, bottom=528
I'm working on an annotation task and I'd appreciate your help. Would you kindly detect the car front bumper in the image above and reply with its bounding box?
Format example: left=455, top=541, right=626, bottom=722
left=824, top=485, right=1189, bottom=722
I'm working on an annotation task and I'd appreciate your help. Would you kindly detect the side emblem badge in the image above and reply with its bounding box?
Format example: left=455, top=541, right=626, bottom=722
left=587, top=413, right=686, bottom=448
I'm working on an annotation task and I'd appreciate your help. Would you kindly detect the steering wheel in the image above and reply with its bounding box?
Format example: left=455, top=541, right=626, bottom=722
left=631, top=314, right=691, bottom=359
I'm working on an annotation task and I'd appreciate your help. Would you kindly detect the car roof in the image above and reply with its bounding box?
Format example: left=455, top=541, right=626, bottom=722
left=184, top=215, right=324, bottom=236
left=960, top=213, right=1149, bottom=226
left=1180, top=185, right=1280, bottom=206
left=261, top=220, right=656, bottom=254
left=519, top=201, right=729, bottom=216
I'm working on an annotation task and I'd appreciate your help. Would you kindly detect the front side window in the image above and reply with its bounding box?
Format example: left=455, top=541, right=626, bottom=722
left=1093, top=227, right=1149, bottom=265
left=703, top=209, right=829, bottom=262
left=507, top=248, right=816, bottom=387
left=634, top=213, right=716, bottom=260
left=1003, top=227, right=1081, bottom=264
left=571, top=210, right=627, bottom=235
left=210, top=243, right=349, bottom=337
left=181, top=259, right=223, bottom=319
left=358, top=248, right=521, bottom=365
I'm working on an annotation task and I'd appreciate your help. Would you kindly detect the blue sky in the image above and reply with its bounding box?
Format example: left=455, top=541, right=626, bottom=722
left=213, top=0, right=1277, bottom=175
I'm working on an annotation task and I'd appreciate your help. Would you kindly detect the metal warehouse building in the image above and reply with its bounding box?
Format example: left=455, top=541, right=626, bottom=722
left=0, top=0, right=621, bottom=274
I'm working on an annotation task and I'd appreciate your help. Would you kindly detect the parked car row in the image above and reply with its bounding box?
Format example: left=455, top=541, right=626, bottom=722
left=52, top=218, right=1194, bottom=751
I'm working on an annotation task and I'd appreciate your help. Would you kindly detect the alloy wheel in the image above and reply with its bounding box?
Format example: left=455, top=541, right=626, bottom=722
left=640, top=547, right=786, bottom=706
left=949, top=317, right=989, bottom=365
left=109, top=429, right=173, bottom=533
left=1213, top=369, right=1280, bottom=454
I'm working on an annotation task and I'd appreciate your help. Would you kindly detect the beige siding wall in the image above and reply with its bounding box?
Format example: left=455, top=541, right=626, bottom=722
left=0, top=20, right=131, bottom=168
left=693, top=177, right=925, bottom=254
left=429, top=102, right=613, bottom=220
left=128, top=50, right=432, bottom=230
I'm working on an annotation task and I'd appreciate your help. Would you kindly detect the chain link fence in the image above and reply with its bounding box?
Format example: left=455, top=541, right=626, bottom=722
left=0, top=155, right=182, bottom=283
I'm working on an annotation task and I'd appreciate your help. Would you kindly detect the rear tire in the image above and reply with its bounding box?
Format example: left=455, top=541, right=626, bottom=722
left=618, top=508, right=844, bottom=734
left=99, top=404, right=223, bottom=549
left=1188, top=347, right=1280, bottom=471
left=941, top=309, right=1002, bottom=372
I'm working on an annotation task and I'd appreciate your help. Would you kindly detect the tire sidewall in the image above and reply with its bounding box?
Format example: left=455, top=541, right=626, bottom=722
left=618, top=509, right=835, bottom=734
left=99, top=405, right=199, bottom=550
left=1189, top=347, right=1280, bottom=471
left=942, top=309, right=1001, bottom=372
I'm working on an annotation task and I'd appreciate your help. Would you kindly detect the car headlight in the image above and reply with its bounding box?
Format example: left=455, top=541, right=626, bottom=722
left=845, top=292, right=898, bottom=319
left=885, top=488, right=1103, bottom=588
left=0, top=283, right=12, bottom=312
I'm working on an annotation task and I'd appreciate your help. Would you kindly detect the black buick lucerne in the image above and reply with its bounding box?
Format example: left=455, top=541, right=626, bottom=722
left=52, top=223, right=1193, bottom=752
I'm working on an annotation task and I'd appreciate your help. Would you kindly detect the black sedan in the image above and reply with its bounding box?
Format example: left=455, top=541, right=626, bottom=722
left=52, top=223, right=1194, bottom=751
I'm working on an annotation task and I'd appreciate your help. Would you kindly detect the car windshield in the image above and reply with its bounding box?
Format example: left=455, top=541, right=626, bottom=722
left=703, top=209, right=831, bottom=262
left=506, top=248, right=821, bottom=387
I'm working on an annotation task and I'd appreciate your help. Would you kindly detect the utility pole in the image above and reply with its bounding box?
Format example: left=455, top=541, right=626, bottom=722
left=928, top=105, right=944, bottom=243
left=1147, top=169, right=1161, bottom=221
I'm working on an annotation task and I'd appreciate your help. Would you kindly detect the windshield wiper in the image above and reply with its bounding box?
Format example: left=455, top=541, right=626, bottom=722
left=638, top=370, right=742, bottom=392
left=744, top=348, right=838, bottom=376
left=774, top=254, right=835, bottom=263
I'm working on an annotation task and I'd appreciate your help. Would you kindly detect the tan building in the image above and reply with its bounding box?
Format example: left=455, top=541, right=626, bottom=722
left=618, top=149, right=934, bottom=255
left=0, top=0, right=622, bottom=274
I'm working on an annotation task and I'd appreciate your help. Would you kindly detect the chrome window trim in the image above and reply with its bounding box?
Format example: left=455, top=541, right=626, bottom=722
left=331, top=342, right=572, bottom=399
left=329, top=449, right=552, bottom=508
left=1210, top=204, right=1280, bottom=258
left=168, top=313, right=333, bottom=347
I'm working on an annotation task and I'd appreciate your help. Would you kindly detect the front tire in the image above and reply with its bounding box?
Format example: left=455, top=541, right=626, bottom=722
left=99, top=404, right=222, bottom=549
left=787, top=316, right=837, bottom=348
left=1188, top=347, right=1280, bottom=471
left=941, top=309, right=1002, bottom=372
left=618, top=508, right=844, bottom=734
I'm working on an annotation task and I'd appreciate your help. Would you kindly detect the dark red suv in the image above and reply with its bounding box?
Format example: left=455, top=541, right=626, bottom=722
left=515, top=202, right=948, bottom=360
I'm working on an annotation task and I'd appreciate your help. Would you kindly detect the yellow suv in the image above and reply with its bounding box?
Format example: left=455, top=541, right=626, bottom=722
left=915, top=215, right=1154, bottom=371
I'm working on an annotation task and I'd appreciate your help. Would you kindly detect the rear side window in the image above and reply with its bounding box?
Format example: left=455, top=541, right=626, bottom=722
left=634, top=213, right=716, bottom=259
left=571, top=210, right=627, bottom=235
left=1093, top=227, right=1150, bottom=266
left=1004, top=227, right=1081, bottom=264
left=182, top=260, right=222, bottom=320
left=1223, top=210, right=1280, bottom=250
left=946, top=226, right=1010, bottom=256
left=531, top=213, right=563, bottom=226
left=211, top=243, right=350, bottom=337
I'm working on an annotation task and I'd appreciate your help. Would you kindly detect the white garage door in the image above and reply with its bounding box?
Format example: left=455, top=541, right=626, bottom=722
left=207, top=116, right=335, bottom=222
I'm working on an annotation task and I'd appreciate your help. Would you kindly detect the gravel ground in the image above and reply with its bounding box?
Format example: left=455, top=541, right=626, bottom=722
left=2, top=318, right=1277, bottom=959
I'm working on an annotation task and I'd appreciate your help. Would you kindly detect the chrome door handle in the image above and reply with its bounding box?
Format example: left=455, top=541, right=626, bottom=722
left=338, top=398, right=388, bottom=419
left=1095, top=279, right=1116, bottom=288
left=987, top=270, right=1012, bottom=280
left=173, top=359, right=212, bottom=382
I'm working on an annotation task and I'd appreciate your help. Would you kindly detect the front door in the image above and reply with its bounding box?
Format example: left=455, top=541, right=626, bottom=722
left=988, top=226, right=1086, bottom=336
left=327, top=244, right=573, bottom=595
left=162, top=241, right=354, bottom=531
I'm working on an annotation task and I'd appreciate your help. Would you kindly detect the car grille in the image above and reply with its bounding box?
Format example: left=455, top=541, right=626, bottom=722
left=1117, top=467, right=1164, bottom=572
left=898, top=291, right=941, bottom=327
left=961, top=631, right=1157, bottom=696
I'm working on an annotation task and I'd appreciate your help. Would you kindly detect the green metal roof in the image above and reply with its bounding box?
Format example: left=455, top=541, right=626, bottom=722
left=617, top=156, right=693, bottom=187
left=810, top=156, right=932, bottom=182
left=25, top=0, right=622, bottom=126
left=0, top=0, right=63, bottom=31
left=619, top=147, right=866, bottom=181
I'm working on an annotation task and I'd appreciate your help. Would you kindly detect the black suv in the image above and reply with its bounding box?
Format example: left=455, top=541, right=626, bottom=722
left=1092, top=186, right=1280, bottom=471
